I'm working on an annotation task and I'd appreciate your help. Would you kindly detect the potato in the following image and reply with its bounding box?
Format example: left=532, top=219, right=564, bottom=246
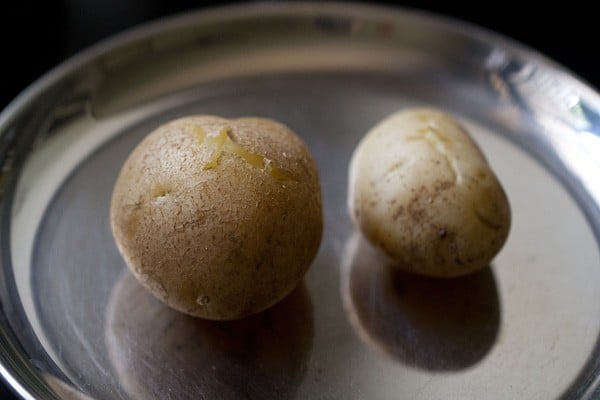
left=110, top=116, right=322, bottom=320
left=348, top=108, right=510, bottom=277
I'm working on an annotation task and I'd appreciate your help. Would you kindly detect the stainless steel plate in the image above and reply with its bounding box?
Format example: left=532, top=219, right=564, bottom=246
left=1, top=3, right=599, bottom=399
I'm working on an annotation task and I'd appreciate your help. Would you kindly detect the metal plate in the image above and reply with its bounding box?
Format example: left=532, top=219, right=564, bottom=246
left=1, top=3, right=599, bottom=399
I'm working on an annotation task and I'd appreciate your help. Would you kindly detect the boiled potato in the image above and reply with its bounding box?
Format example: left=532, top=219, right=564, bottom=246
left=348, top=108, right=510, bottom=277
left=110, top=116, right=322, bottom=320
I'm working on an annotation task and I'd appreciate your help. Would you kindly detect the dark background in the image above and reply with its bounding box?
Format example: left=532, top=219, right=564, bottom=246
left=0, top=1, right=596, bottom=398
left=1, top=0, right=599, bottom=112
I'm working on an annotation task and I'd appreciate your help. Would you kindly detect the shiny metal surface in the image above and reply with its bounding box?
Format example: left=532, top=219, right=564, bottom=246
left=1, top=2, right=600, bottom=399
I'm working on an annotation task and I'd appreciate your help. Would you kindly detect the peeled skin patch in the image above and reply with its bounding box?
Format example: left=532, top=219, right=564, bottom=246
left=110, top=116, right=323, bottom=320
left=348, top=108, right=510, bottom=277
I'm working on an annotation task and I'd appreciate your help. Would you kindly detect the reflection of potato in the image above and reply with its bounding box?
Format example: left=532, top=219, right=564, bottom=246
left=348, top=108, right=510, bottom=277
left=110, top=116, right=322, bottom=319
left=105, top=271, right=314, bottom=400
left=341, top=233, right=500, bottom=370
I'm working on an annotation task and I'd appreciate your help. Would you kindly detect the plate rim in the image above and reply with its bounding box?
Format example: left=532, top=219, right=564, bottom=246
left=1, top=2, right=599, bottom=399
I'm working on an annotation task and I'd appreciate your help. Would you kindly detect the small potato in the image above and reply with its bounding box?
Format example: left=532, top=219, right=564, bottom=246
left=348, top=108, right=510, bottom=277
left=110, top=116, right=322, bottom=320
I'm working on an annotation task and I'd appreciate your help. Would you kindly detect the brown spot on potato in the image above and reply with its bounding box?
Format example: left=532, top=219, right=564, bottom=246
left=383, top=161, right=404, bottom=178
left=448, top=242, right=457, bottom=253
left=434, top=181, right=454, bottom=192
left=476, top=169, right=488, bottom=180
left=392, top=206, right=404, bottom=220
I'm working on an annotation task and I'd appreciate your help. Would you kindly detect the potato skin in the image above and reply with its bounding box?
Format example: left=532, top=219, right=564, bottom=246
left=110, top=116, right=322, bottom=320
left=348, top=108, right=510, bottom=277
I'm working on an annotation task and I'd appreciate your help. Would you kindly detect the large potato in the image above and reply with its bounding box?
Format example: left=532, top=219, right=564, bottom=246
left=110, top=116, right=322, bottom=320
left=348, top=108, right=510, bottom=277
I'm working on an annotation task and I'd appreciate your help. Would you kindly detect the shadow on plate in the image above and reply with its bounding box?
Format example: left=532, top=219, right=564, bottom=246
left=105, top=270, right=314, bottom=400
left=341, top=232, right=501, bottom=371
